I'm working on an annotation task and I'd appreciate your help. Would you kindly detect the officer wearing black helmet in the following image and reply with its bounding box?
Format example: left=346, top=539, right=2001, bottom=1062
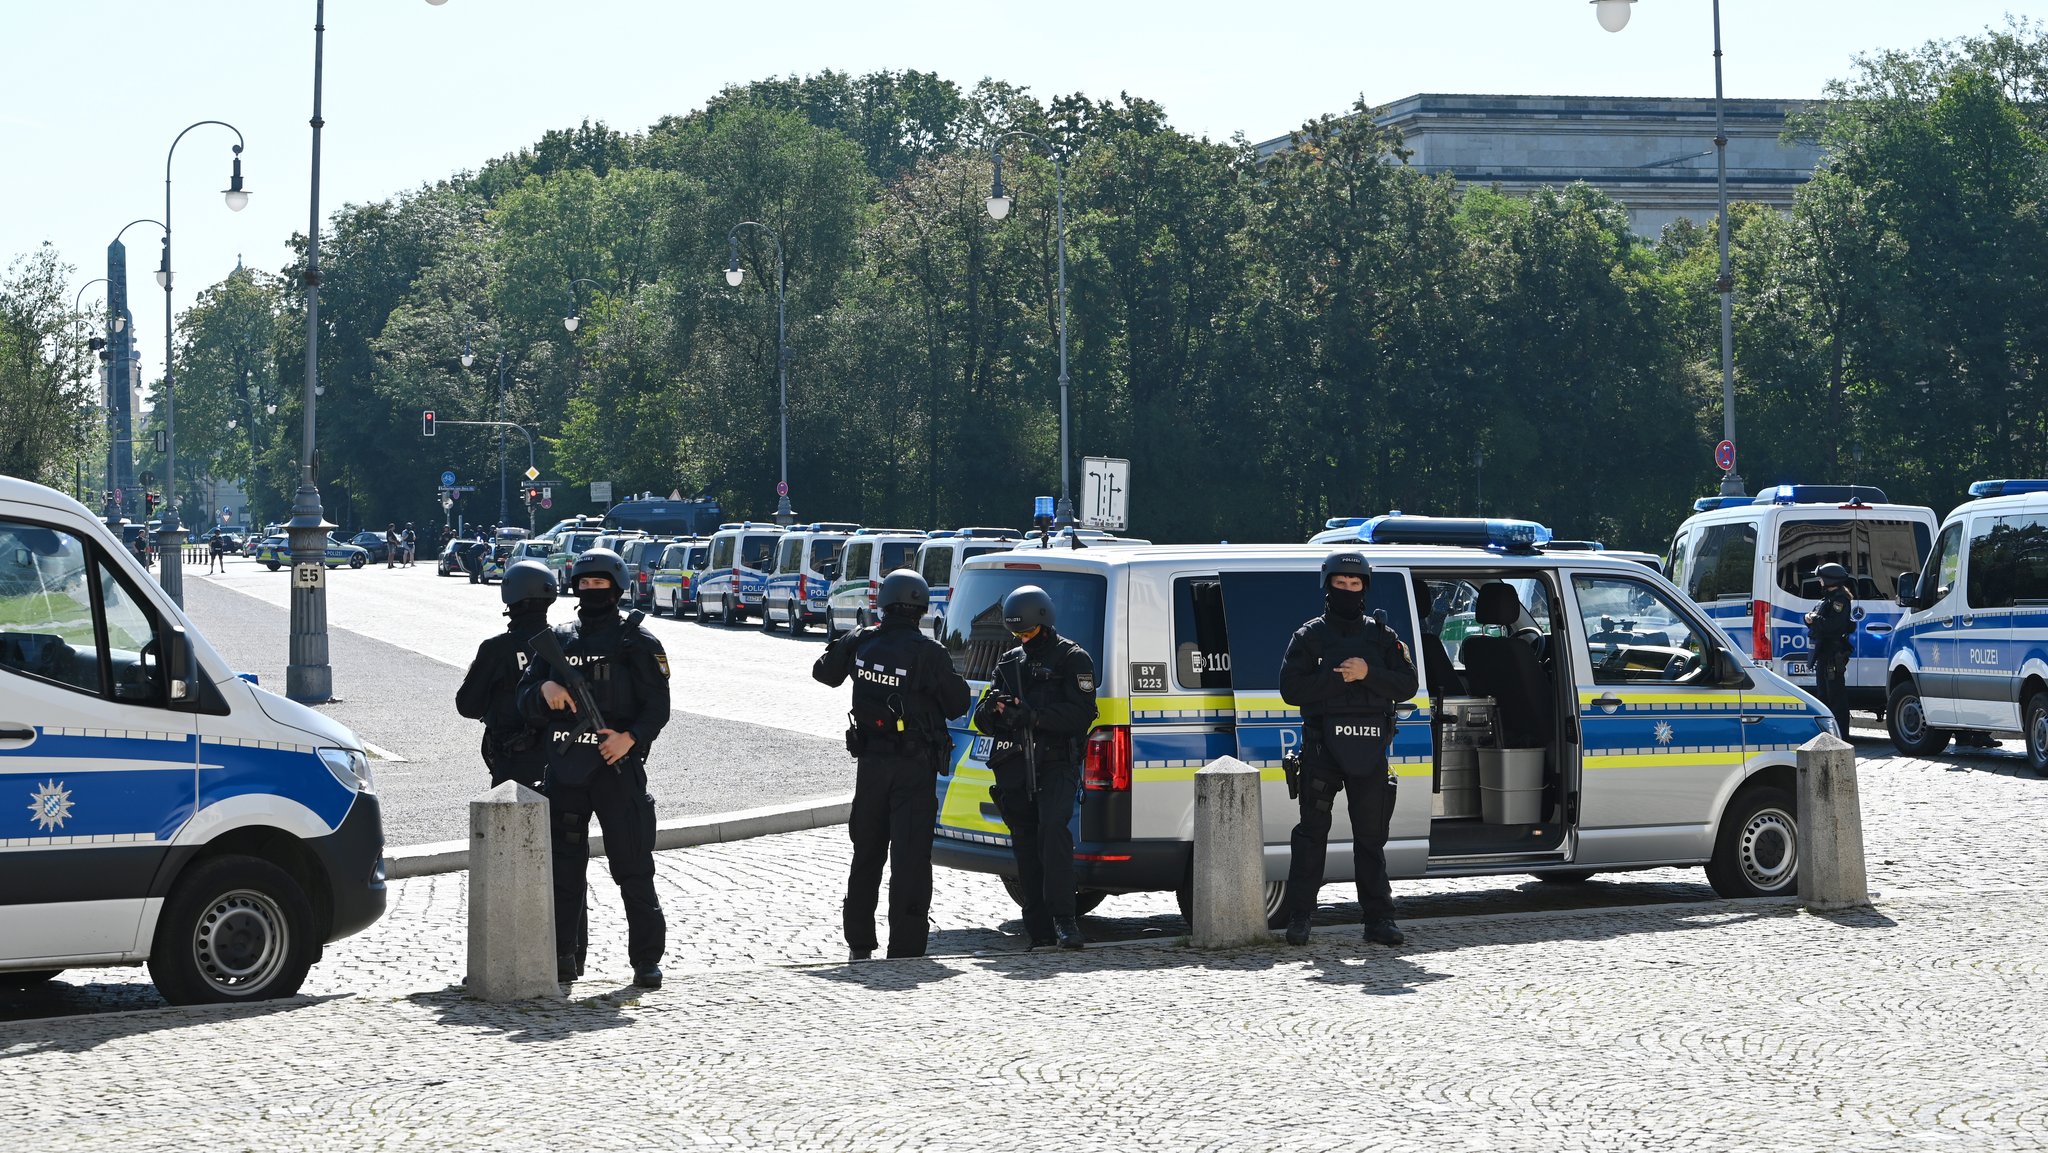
left=1804, top=561, right=1855, bottom=735
left=518, top=546, right=672, bottom=989
left=971, top=584, right=1099, bottom=950
left=1280, top=552, right=1419, bottom=948
left=455, top=559, right=556, bottom=788
left=813, top=568, right=971, bottom=960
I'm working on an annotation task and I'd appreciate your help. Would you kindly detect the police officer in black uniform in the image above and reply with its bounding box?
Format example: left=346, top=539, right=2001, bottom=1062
left=1280, top=552, right=1419, bottom=948
left=519, top=547, right=672, bottom=989
left=456, top=559, right=555, bottom=788
left=813, top=570, right=971, bottom=960
left=972, top=585, right=1098, bottom=950
left=1805, top=561, right=1855, bottom=736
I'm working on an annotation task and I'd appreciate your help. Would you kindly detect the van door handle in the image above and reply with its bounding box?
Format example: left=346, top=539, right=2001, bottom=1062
left=1863, top=624, right=1893, bottom=635
left=1394, top=703, right=1416, bottom=721
left=1590, top=695, right=1623, bottom=710
left=1740, top=715, right=1764, bottom=725
left=1961, top=616, right=1975, bottom=627
left=0, top=724, right=35, bottom=744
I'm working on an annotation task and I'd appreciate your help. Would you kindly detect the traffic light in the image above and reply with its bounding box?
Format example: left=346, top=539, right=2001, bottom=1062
left=524, top=486, right=540, bottom=505
left=143, top=491, right=159, bottom=515
left=422, top=410, right=436, bottom=437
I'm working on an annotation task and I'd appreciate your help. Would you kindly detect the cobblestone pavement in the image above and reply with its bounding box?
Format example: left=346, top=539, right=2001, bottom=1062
left=4, top=742, right=2044, bottom=1151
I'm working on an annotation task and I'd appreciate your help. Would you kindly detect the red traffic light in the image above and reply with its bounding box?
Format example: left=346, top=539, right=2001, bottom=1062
left=422, top=410, right=436, bottom=436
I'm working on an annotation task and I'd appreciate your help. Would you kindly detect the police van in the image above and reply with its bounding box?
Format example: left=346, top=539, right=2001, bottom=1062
left=930, top=517, right=1836, bottom=923
left=0, top=476, right=385, bottom=1003
left=914, top=527, right=1023, bottom=639
left=826, top=528, right=928, bottom=639
left=763, top=522, right=859, bottom=634
left=697, top=521, right=785, bottom=626
left=1665, top=484, right=1936, bottom=719
left=1885, top=479, right=2048, bottom=772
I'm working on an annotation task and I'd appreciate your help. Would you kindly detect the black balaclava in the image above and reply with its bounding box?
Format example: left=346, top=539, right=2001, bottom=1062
left=505, top=598, right=552, bottom=632
left=1324, top=581, right=1366, bottom=621
left=575, top=582, right=623, bottom=622
left=881, top=603, right=921, bottom=627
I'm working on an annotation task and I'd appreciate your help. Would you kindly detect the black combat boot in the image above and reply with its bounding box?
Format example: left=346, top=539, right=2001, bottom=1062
left=1285, top=913, right=1312, bottom=946
left=1053, top=916, right=1086, bottom=950
left=1364, top=919, right=1405, bottom=947
left=632, top=965, right=663, bottom=989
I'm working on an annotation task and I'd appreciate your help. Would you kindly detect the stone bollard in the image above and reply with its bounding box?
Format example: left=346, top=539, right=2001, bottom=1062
left=467, top=780, right=559, bottom=1000
left=1191, top=756, right=1268, bottom=949
left=1795, top=733, right=1870, bottom=912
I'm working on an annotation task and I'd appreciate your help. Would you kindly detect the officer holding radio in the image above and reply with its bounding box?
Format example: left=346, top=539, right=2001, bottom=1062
left=973, top=585, right=1099, bottom=950
left=1279, top=552, right=1419, bottom=948
left=1805, top=561, right=1855, bottom=735
left=456, top=559, right=555, bottom=788
left=519, top=547, right=672, bottom=990
left=813, top=569, right=971, bottom=960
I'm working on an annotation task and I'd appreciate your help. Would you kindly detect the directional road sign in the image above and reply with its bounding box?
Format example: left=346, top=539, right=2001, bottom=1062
left=1080, top=456, right=1130, bottom=531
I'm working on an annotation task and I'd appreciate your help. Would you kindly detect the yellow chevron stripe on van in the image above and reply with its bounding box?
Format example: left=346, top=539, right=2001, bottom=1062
left=938, top=762, right=1006, bottom=833
left=1583, top=752, right=1745, bottom=769
left=1132, top=694, right=1234, bottom=715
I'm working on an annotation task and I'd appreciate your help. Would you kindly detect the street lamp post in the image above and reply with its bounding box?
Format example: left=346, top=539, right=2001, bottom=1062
left=722, top=226, right=794, bottom=525
left=157, top=120, right=250, bottom=608
left=460, top=334, right=513, bottom=525
left=987, top=131, right=1081, bottom=524
left=1594, top=0, right=1744, bottom=497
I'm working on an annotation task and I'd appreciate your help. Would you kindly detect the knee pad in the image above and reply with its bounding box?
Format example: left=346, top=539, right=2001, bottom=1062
left=555, top=811, right=590, bottom=849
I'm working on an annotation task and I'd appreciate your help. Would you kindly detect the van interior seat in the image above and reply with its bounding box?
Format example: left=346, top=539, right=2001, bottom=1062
left=1459, top=583, right=1556, bottom=749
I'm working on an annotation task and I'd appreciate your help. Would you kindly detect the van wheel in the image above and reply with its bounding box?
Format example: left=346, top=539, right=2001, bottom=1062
left=1705, top=785, right=1799, bottom=899
left=2024, top=691, right=2048, bottom=778
left=0, top=969, right=62, bottom=989
left=760, top=609, right=777, bottom=633
left=1000, top=879, right=1107, bottom=918
left=265, top=560, right=280, bottom=571
left=1174, top=878, right=1289, bottom=929
left=788, top=613, right=806, bottom=636
left=349, top=554, right=365, bottom=569
left=1887, top=680, right=1952, bottom=757
left=148, top=855, right=316, bottom=1005
left=722, top=598, right=738, bottom=627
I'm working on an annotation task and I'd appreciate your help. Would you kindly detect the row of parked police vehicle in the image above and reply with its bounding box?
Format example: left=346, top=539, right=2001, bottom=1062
left=3, top=476, right=2043, bottom=1004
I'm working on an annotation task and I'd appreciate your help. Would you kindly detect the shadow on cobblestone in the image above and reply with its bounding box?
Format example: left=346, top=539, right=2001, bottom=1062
left=0, top=994, right=343, bottom=1056
left=404, top=987, right=635, bottom=1043
left=800, top=958, right=966, bottom=991
left=1801, top=906, right=1898, bottom=930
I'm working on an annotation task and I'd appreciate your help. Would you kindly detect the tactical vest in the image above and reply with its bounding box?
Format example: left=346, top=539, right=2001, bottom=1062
left=849, top=626, right=939, bottom=754
left=1298, top=617, right=1402, bottom=743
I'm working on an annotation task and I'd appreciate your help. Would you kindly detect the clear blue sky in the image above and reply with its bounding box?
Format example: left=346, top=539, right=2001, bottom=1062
left=0, top=0, right=2025, bottom=390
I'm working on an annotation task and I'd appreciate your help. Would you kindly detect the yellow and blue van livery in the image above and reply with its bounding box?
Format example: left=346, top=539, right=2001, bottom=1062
left=931, top=518, right=1838, bottom=925
left=0, top=476, right=385, bottom=1004
left=1886, top=479, right=2048, bottom=772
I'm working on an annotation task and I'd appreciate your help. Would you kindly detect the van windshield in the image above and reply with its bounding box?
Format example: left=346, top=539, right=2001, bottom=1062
left=942, top=567, right=1107, bottom=681
left=739, top=534, right=779, bottom=570
left=809, top=539, right=843, bottom=568
left=879, top=541, right=919, bottom=572
left=1775, top=518, right=1931, bottom=600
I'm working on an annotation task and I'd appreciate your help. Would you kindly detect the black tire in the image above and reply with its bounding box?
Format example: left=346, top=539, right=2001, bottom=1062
left=1705, top=784, right=1799, bottom=899
left=148, top=855, right=317, bottom=1005
left=789, top=612, right=806, bottom=637
left=0, top=969, right=62, bottom=989
left=265, top=560, right=280, bottom=571
left=2024, top=690, right=2048, bottom=778
left=1887, top=679, right=1952, bottom=757
left=722, top=596, right=738, bottom=627
left=1532, top=870, right=1599, bottom=884
left=349, top=554, right=365, bottom=569
left=1174, top=878, right=1289, bottom=930
left=761, top=605, right=778, bottom=633
left=1002, top=878, right=1107, bottom=918
left=648, top=595, right=664, bottom=618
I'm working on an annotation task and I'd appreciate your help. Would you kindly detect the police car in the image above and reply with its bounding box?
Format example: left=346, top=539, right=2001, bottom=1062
left=1886, top=479, right=2048, bottom=772
left=1, top=476, right=386, bottom=1003
left=930, top=516, right=1837, bottom=925
left=697, top=522, right=785, bottom=625
left=1665, top=484, right=1936, bottom=719
left=763, top=522, right=859, bottom=634
left=256, top=533, right=372, bottom=571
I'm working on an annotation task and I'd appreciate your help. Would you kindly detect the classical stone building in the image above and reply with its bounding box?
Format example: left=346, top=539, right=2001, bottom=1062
left=1258, top=93, right=1823, bottom=236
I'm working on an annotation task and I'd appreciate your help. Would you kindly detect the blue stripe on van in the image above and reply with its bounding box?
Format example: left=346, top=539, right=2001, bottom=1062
left=200, top=739, right=355, bottom=831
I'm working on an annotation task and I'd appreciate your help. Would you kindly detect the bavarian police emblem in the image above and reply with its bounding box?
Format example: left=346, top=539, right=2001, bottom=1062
left=654, top=652, right=671, bottom=678
left=28, top=779, right=74, bottom=831
left=1076, top=672, right=1095, bottom=693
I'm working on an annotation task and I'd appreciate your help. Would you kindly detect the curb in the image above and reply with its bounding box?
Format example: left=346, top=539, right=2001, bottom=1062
left=383, top=793, right=853, bottom=879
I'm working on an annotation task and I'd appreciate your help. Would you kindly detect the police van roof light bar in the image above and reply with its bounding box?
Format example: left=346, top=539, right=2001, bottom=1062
left=1753, top=483, right=1890, bottom=506
left=1692, top=496, right=1755, bottom=512
left=1967, top=479, right=2048, bottom=499
left=1346, top=515, right=1553, bottom=552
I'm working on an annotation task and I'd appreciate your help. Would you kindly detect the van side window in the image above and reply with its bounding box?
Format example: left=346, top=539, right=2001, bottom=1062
left=0, top=520, right=165, bottom=703
left=1666, top=529, right=1693, bottom=589
left=1173, top=577, right=1232, bottom=689
left=710, top=536, right=734, bottom=568
left=1967, top=516, right=2048, bottom=609
left=1775, top=519, right=1853, bottom=599
left=98, top=555, right=166, bottom=703
left=809, top=539, right=841, bottom=570
left=2003, top=516, right=2048, bottom=605
left=843, top=541, right=871, bottom=580
left=1685, top=523, right=1757, bottom=601
left=1574, top=575, right=1708, bottom=686
left=776, top=537, right=799, bottom=573
left=921, top=546, right=952, bottom=588
left=1923, top=523, right=1963, bottom=602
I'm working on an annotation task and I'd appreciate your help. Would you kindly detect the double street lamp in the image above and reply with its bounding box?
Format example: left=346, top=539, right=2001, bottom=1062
left=1593, top=0, right=1745, bottom=496
left=154, top=121, right=250, bottom=608
left=724, top=223, right=794, bottom=525
left=986, top=131, right=1074, bottom=524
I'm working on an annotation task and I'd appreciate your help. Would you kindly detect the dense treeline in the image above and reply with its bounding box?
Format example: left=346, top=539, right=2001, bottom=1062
left=10, top=22, right=2047, bottom=547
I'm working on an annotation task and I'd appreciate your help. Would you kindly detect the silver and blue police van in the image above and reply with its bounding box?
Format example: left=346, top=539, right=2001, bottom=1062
left=763, top=522, right=859, bottom=634
left=930, top=516, right=1837, bottom=925
left=0, top=476, right=385, bottom=1003
left=1885, top=479, right=2048, bottom=772
left=1666, top=484, right=1936, bottom=720
left=696, top=521, right=785, bottom=626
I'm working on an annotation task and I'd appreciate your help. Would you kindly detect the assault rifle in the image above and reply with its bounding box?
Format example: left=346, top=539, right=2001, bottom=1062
left=530, top=627, right=607, bottom=735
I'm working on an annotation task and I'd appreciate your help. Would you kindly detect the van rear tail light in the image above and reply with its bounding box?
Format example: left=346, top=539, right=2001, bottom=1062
left=1082, top=726, right=1132, bottom=792
left=799, top=573, right=808, bottom=600
left=1751, top=600, right=1773, bottom=660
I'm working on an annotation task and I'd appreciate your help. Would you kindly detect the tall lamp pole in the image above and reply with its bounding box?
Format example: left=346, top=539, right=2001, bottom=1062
left=156, top=121, right=250, bottom=608
left=722, top=227, right=794, bottom=525
left=986, top=131, right=1074, bottom=525
left=1595, top=0, right=1744, bottom=497
left=459, top=334, right=513, bottom=525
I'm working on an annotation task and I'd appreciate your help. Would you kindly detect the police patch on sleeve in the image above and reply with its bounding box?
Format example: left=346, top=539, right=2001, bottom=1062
left=654, top=652, right=671, bottom=678
left=1076, top=671, right=1095, bottom=693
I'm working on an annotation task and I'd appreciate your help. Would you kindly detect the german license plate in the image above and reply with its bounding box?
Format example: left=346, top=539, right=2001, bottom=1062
left=1784, top=660, right=1814, bottom=676
left=970, top=735, right=993, bottom=763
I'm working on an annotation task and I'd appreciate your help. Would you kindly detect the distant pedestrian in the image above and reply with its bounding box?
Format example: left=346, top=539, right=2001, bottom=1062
left=384, top=523, right=399, bottom=569
left=1805, top=562, right=1855, bottom=736
left=812, top=570, right=970, bottom=960
left=971, top=585, right=1098, bottom=950
left=208, top=531, right=226, bottom=574
left=403, top=523, right=418, bottom=567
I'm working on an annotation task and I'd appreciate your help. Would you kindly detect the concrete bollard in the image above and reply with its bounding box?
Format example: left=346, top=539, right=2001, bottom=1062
left=466, top=780, right=560, bottom=1000
left=1191, top=756, right=1268, bottom=949
left=1795, top=733, right=1870, bottom=912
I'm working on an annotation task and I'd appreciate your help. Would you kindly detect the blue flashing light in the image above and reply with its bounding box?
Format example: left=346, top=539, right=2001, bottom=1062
left=1323, top=516, right=1371, bottom=530
left=1320, top=515, right=1554, bottom=552
left=1967, top=479, right=2048, bottom=499
left=1033, top=496, right=1055, bottom=520
left=1752, top=483, right=1889, bottom=506
left=1692, top=496, right=1755, bottom=512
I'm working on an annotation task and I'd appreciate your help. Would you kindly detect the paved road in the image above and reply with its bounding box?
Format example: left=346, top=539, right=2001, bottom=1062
left=180, top=559, right=849, bottom=846
left=5, top=741, right=2045, bottom=1150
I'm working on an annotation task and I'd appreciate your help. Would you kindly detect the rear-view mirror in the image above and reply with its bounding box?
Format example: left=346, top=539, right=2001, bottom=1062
left=1895, top=572, right=1919, bottom=609
left=164, top=622, right=193, bottom=702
